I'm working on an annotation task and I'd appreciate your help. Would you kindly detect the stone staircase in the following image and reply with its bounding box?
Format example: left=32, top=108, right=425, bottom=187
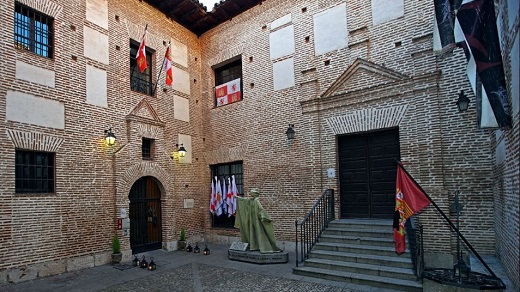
left=293, top=219, right=423, bottom=292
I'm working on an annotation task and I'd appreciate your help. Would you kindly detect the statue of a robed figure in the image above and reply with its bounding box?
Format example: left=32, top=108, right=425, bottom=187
left=234, top=188, right=281, bottom=253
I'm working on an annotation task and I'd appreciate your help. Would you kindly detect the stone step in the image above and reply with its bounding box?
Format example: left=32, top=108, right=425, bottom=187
left=323, top=226, right=393, bottom=238
left=303, top=258, right=418, bottom=281
left=329, top=219, right=393, bottom=229
left=314, top=242, right=410, bottom=258
left=293, top=266, right=423, bottom=292
left=319, top=234, right=395, bottom=247
left=309, top=249, right=414, bottom=269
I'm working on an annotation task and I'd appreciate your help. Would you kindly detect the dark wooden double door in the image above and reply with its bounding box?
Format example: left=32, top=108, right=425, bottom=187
left=339, top=129, right=400, bottom=219
left=129, top=176, right=162, bottom=254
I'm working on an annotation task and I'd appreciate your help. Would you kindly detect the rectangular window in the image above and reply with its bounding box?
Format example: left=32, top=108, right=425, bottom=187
left=142, top=138, right=154, bottom=160
left=15, top=150, right=55, bottom=194
left=214, top=58, right=242, bottom=107
left=130, top=41, right=154, bottom=96
left=14, top=2, right=54, bottom=58
left=210, top=161, right=243, bottom=228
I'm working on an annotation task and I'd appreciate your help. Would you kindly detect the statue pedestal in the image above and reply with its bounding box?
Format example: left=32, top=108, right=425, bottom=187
left=228, top=249, right=289, bottom=264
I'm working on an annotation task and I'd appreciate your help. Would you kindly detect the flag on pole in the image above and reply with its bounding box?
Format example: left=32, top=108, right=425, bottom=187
left=209, top=177, right=216, bottom=214
left=215, top=78, right=241, bottom=107
left=432, top=0, right=456, bottom=56
left=136, top=26, right=147, bottom=73
left=221, top=177, right=228, bottom=215
left=456, top=0, right=511, bottom=128
left=393, top=164, right=431, bottom=255
left=226, top=176, right=237, bottom=217
left=163, top=43, right=173, bottom=86
left=215, top=177, right=223, bottom=216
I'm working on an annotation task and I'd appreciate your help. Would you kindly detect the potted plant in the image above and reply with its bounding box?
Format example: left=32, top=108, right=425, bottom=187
left=111, top=234, right=122, bottom=264
left=178, top=227, right=187, bottom=250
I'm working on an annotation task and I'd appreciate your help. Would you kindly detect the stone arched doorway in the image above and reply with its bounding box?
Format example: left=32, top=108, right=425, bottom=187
left=129, top=176, right=162, bottom=253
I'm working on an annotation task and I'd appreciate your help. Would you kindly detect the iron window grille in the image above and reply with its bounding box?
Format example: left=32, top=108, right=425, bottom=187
left=15, top=150, right=55, bottom=194
left=142, top=138, right=154, bottom=160
left=214, top=58, right=242, bottom=107
left=210, top=161, right=243, bottom=228
left=130, top=41, right=155, bottom=96
left=14, top=2, right=54, bottom=58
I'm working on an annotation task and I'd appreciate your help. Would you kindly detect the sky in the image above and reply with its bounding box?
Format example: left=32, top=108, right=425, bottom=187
left=198, top=0, right=220, bottom=11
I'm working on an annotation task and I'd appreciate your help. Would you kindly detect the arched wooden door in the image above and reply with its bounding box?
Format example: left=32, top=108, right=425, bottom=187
left=129, top=176, right=162, bottom=253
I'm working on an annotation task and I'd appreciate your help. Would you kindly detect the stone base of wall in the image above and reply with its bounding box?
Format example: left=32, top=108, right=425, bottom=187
left=0, top=249, right=132, bottom=284
left=423, top=278, right=505, bottom=292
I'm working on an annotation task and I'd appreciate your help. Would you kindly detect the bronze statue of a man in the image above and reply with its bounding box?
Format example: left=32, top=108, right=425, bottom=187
left=234, top=188, right=281, bottom=253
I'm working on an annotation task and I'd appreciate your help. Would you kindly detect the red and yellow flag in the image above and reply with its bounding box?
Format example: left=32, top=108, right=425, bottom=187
left=136, top=28, right=147, bottom=73
left=393, top=164, right=431, bottom=255
left=163, top=44, right=173, bottom=86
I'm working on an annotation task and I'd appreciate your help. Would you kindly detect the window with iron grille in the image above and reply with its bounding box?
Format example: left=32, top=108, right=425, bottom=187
left=15, top=150, right=55, bottom=194
left=14, top=2, right=54, bottom=58
left=210, top=161, right=243, bottom=228
left=142, top=138, right=154, bottom=160
left=214, top=58, right=242, bottom=107
left=130, top=41, right=154, bottom=96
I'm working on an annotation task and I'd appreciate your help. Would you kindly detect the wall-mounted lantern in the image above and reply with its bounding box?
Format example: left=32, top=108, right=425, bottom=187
left=455, top=90, right=470, bottom=112
left=104, top=128, right=116, bottom=145
left=285, top=124, right=295, bottom=140
left=176, top=143, right=187, bottom=158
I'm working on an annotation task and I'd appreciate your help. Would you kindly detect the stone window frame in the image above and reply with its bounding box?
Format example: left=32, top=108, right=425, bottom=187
left=14, top=2, right=54, bottom=58
left=210, top=161, right=243, bottom=228
left=15, top=149, right=55, bottom=194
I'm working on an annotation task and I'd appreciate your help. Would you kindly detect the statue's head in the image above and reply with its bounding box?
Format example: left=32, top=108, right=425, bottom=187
left=249, top=188, right=260, bottom=197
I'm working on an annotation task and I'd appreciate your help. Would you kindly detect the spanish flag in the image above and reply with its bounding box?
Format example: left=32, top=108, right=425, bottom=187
left=393, top=164, right=431, bottom=255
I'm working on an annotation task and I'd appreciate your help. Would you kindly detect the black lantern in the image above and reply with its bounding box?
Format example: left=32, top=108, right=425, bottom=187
left=140, top=255, right=148, bottom=268
left=186, top=242, right=193, bottom=252
left=176, top=143, right=187, bottom=157
left=194, top=242, right=200, bottom=253
left=148, top=257, right=156, bottom=271
left=132, top=255, right=139, bottom=267
left=203, top=244, right=210, bottom=255
left=455, top=90, right=470, bottom=112
left=285, top=124, right=295, bottom=140
left=104, top=128, right=116, bottom=145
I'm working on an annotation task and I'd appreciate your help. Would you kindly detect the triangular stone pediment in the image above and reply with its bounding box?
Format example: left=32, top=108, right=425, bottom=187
left=126, top=98, right=164, bottom=126
left=322, top=58, right=408, bottom=98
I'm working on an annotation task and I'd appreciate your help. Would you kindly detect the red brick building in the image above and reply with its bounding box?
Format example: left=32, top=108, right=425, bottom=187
left=0, top=0, right=517, bottom=289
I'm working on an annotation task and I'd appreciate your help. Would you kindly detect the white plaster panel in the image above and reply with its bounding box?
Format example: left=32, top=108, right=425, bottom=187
left=371, top=0, right=404, bottom=25
left=174, top=95, right=190, bottom=122
left=86, top=65, right=108, bottom=108
left=171, top=38, right=188, bottom=68
left=178, top=134, right=192, bottom=164
left=6, top=91, right=65, bottom=129
left=273, top=57, right=295, bottom=91
left=86, top=0, right=108, bottom=29
left=269, top=25, right=295, bottom=60
left=15, top=61, right=55, bottom=88
left=508, top=0, right=518, bottom=29
left=172, top=66, right=190, bottom=95
left=511, top=34, right=519, bottom=116
left=271, top=13, right=291, bottom=30
left=83, top=26, right=109, bottom=64
left=313, top=4, right=348, bottom=56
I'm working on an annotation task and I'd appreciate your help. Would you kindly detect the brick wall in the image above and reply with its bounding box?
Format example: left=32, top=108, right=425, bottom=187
left=0, top=0, right=517, bottom=287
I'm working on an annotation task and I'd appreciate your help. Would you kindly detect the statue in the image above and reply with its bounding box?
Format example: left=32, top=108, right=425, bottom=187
left=234, top=188, right=281, bottom=253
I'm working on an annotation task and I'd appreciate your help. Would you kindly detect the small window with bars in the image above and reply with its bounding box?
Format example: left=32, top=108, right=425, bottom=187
left=14, top=2, right=54, bottom=58
left=15, top=150, right=55, bottom=194
left=210, top=161, right=243, bottom=228
left=142, top=138, right=155, bottom=160
left=130, top=41, right=154, bottom=96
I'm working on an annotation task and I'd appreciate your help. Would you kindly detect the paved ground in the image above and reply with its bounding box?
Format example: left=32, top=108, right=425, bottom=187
left=0, top=244, right=514, bottom=292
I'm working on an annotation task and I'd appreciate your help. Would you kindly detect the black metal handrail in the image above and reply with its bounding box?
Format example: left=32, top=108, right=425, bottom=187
left=295, top=189, right=335, bottom=267
left=406, top=220, right=424, bottom=278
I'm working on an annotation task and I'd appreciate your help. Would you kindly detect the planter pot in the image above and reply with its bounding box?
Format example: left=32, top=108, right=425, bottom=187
left=178, top=240, right=187, bottom=250
left=111, top=253, right=122, bottom=264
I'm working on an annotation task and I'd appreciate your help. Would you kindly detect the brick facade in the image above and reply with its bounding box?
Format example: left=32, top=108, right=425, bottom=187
left=0, top=0, right=517, bottom=289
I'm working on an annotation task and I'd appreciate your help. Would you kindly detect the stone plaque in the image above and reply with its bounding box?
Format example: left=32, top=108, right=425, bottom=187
left=229, top=242, right=248, bottom=251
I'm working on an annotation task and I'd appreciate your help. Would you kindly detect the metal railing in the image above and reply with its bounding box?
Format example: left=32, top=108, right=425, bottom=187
left=295, top=189, right=335, bottom=267
left=406, top=220, right=424, bottom=278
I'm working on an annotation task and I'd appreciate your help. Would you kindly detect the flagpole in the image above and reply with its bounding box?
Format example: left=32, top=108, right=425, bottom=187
left=153, top=41, right=169, bottom=96
left=395, top=160, right=496, bottom=277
